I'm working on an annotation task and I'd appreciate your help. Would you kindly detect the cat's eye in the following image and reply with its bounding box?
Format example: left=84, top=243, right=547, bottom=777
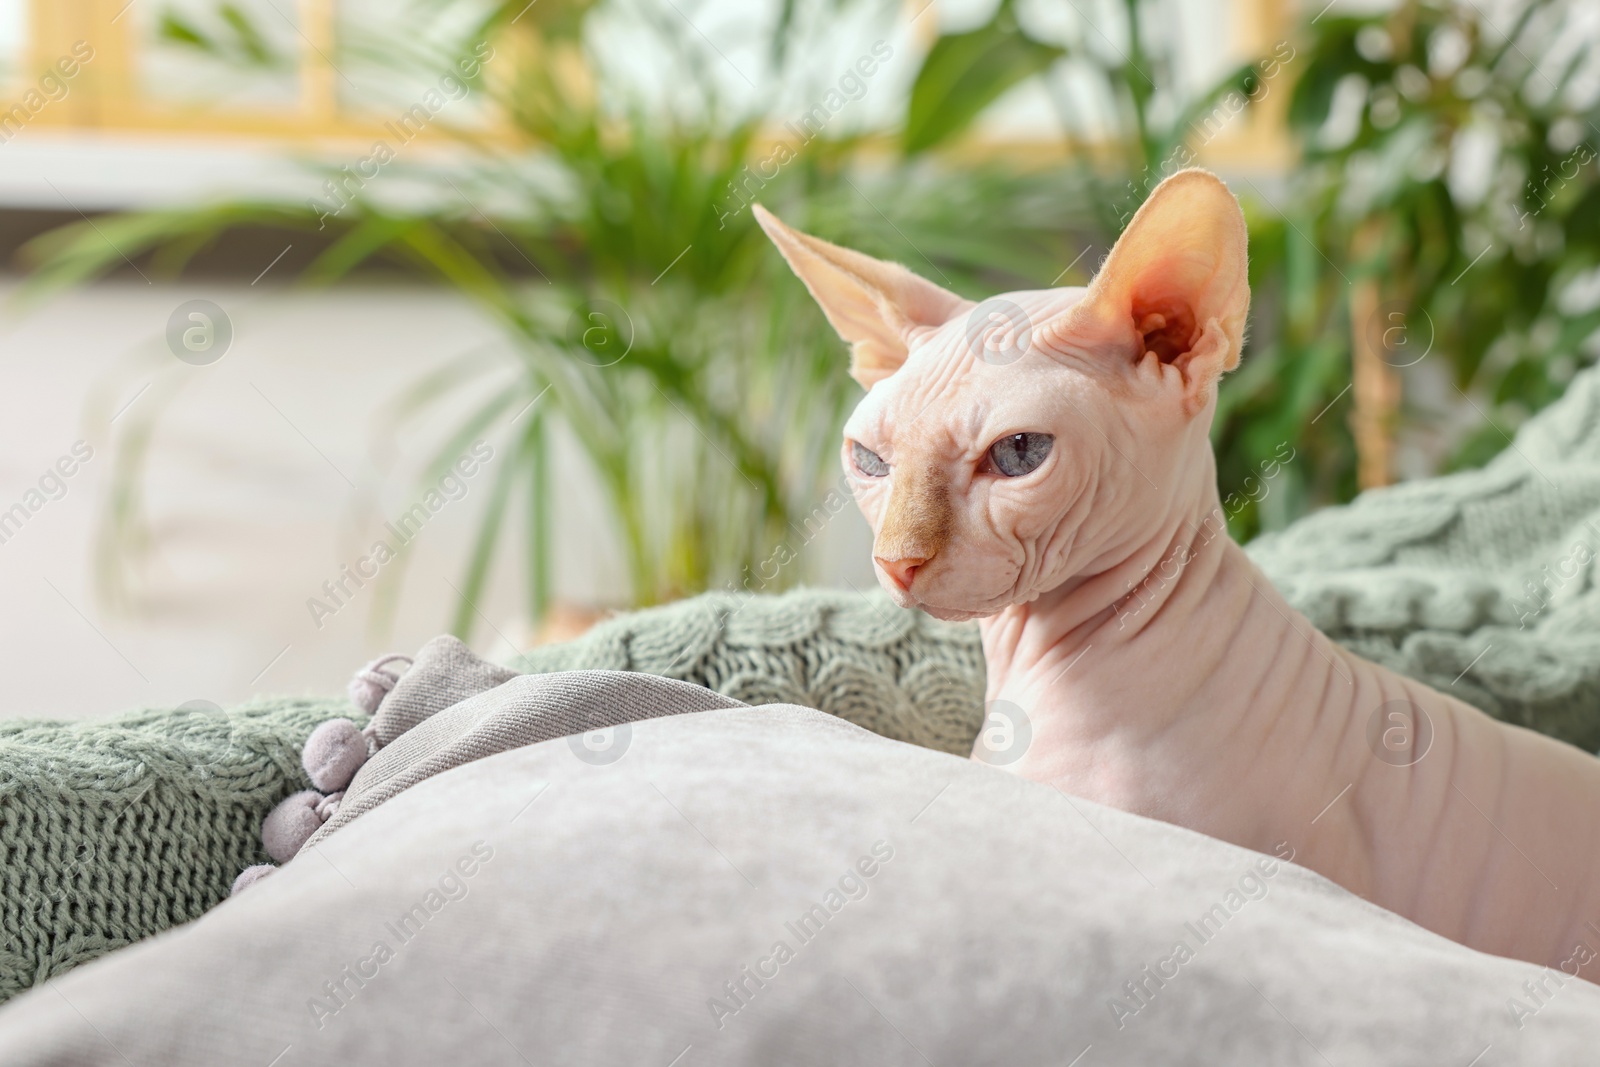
left=850, top=440, right=889, bottom=478
left=987, top=433, right=1054, bottom=477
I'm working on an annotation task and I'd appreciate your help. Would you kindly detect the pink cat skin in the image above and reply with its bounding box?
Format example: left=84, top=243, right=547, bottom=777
left=755, top=171, right=1600, bottom=977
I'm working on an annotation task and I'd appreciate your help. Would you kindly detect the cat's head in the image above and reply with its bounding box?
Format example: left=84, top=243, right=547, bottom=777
left=755, top=169, right=1249, bottom=622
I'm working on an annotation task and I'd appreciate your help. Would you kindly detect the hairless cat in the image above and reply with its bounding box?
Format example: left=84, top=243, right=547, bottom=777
left=755, top=171, right=1600, bottom=978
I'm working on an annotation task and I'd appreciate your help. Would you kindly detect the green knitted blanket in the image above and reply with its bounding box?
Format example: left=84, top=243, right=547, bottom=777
left=0, top=594, right=983, bottom=1002
left=4, top=364, right=1599, bottom=1003
left=1247, top=362, right=1600, bottom=752
left=0, top=699, right=351, bottom=998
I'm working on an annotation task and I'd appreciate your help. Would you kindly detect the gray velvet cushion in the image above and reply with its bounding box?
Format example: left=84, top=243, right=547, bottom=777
left=307, top=652, right=747, bottom=851
left=1, top=705, right=1594, bottom=1065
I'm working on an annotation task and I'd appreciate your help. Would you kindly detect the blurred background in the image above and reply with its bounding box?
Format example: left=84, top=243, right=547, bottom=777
left=1, top=0, right=1597, bottom=719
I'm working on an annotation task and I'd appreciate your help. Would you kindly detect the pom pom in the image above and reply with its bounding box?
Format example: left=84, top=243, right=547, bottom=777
left=347, top=674, right=387, bottom=715
left=262, top=790, right=325, bottom=863
left=302, top=718, right=368, bottom=792
left=345, top=653, right=413, bottom=714
left=231, top=864, right=277, bottom=896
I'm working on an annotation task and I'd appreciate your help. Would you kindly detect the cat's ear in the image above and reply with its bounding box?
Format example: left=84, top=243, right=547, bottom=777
left=753, top=204, right=968, bottom=389
left=1058, top=169, right=1250, bottom=408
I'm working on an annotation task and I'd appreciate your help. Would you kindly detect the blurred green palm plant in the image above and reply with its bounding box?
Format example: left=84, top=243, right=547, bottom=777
left=902, top=0, right=1600, bottom=536
left=1206, top=0, right=1600, bottom=533
left=22, top=0, right=1088, bottom=636
left=1280, top=1, right=1600, bottom=465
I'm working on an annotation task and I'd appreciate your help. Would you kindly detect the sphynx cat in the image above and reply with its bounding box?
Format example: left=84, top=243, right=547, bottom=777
left=754, top=171, right=1600, bottom=978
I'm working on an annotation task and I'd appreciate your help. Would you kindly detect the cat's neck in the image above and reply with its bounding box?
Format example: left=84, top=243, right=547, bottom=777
left=977, top=468, right=1260, bottom=731
left=975, top=474, right=1377, bottom=874
left=974, top=472, right=1600, bottom=974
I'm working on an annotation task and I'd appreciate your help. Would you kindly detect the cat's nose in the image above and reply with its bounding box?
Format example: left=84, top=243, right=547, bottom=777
left=876, top=554, right=930, bottom=591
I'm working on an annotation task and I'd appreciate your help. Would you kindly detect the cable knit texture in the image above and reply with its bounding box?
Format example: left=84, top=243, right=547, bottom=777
left=0, top=593, right=983, bottom=1002
left=1247, top=363, right=1600, bottom=752
left=507, top=589, right=988, bottom=754
left=4, top=364, right=1600, bottom=1002
left=0, top=698, right=353, bottom=1002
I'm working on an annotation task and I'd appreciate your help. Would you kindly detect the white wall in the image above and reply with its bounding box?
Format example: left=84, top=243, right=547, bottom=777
left=0, top=279, right=874, bottom=721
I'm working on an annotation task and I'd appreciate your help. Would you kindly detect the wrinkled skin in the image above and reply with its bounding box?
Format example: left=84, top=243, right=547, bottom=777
left=757, top=171, right=1600, bottom=978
